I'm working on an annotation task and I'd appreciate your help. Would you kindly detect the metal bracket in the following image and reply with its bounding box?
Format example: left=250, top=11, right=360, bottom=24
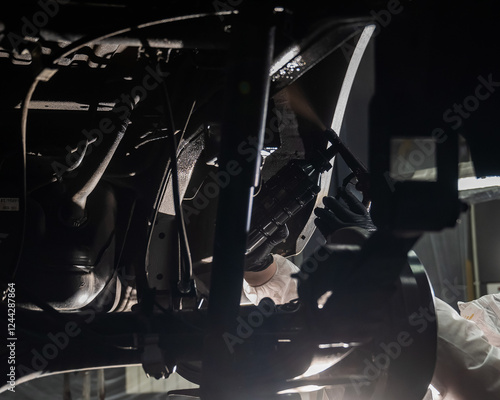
left=141, top=334, right=170, bottom=380
left=174, top=279, right=198, bottom=311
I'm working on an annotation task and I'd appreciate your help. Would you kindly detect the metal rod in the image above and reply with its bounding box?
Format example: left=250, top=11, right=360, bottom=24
left=60, top=96, right=137, bottom=227
left=63, top=373, right=72, bottom=400
left=82, top=371, right=91, bottom=400
left=470, top=204, right=481, bottom=298
left=98, top=369, right=106, bottom=400
left=201, top=9, right=275, bottom=400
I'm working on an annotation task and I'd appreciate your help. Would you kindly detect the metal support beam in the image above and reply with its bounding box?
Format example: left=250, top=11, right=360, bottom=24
left=201, top=6, right=275, bottom=400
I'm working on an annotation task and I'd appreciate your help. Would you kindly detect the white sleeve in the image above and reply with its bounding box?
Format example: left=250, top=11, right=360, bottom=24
left=458, top=294, right=500, bottom=347
left=430, top=297, right=500, bottom=400
left=243, top=254, right=300, bottom=306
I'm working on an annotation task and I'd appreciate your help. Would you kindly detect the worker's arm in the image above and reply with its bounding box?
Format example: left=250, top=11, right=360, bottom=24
left=430, top=297, right=500, bottom=400
left=243, top=225, right=288, bottom=287
left=243, top=188, right=374, bottom=304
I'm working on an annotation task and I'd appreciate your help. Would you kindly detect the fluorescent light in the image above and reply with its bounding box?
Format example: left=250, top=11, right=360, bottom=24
left=458, top=176, right=500, bottom=191
left=278, top=385, right=324, bottom=394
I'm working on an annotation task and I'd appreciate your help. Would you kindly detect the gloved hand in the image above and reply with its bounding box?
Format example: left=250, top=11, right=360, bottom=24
left=314, top=187, right=376, bottom=239
left=244, top=225, right=289, bottom=272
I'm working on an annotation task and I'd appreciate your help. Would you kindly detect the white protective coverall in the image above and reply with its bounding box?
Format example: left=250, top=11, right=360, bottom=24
left=243, top=254, right=500, bottom=400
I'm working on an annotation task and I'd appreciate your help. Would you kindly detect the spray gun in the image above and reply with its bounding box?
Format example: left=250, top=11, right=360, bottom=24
left=246, top=128, right=369, bottom=254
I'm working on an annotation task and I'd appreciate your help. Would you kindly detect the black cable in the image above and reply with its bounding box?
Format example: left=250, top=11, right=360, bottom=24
left=160, top=76, right=194, bottom=294
left=10, top=79, right=39, bottom=281
left=166, top=112, right=194, bottom=294
left=138, top=38, right=193, bottom=295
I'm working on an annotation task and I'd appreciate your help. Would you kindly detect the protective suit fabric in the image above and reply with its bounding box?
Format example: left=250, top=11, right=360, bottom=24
left=458, top=293, right=500, bottom=347
left=424, top=297, right=500, bottom=400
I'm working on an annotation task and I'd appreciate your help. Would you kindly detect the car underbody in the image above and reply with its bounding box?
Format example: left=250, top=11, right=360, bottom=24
left=1, top=1, right=499, bottom=399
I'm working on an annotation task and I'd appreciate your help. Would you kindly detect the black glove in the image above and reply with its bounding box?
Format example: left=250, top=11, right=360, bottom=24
left=314, top=187, right=376, bottom=239
left=244, top=225, right=289, bottom=272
